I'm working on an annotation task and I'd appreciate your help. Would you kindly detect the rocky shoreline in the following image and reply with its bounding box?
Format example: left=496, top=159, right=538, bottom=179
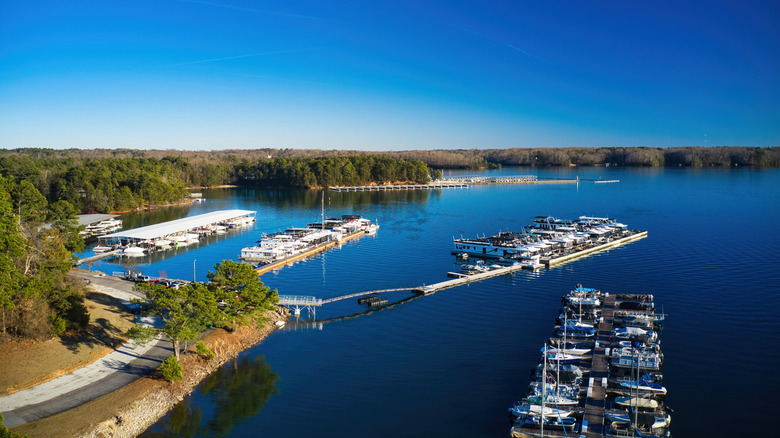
left=80, top=307, right=289, bottom=438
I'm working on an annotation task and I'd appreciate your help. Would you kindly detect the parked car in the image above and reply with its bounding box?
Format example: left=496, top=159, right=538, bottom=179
left=127, top=301, right=151, bottom=314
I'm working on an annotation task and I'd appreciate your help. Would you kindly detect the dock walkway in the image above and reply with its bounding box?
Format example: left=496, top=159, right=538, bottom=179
left=254, top=229, right=372, bottom=275
left=416, top=231, right=647, bottom=296
left=329, top=183, right=467, bottom=191
left=77, top=249, right=122, bottom=264
left=582, top=293, right=616, bottom=437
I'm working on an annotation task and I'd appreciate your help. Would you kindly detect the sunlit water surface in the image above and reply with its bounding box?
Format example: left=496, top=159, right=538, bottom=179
left=80, top=167, right=779, bottom=437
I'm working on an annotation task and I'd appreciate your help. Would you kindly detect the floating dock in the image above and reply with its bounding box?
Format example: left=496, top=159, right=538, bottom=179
left=254, top=229, right=373, bottom=275
left=77, top=249, right=123, bottom=264
left=329, top=175, right=586, bottom=191
left=581, top=293, right=615, bottom=437
left=329, top=183, right=467, bottom=191
left=543, top=231, right=648, bottom=267
left=416, top=231, right=647, bottom=296
left=509, top=288, right=667, bottom=438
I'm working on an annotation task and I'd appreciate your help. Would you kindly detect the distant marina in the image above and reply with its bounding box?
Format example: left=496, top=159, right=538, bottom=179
left=328, top=175, right=619, bottom=191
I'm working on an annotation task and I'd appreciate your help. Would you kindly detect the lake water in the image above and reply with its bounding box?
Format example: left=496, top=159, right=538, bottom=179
left=84, top=167, right=780, bottom=437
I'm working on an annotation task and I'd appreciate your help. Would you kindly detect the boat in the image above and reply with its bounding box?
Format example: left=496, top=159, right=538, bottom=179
left=240, top=215, right=377, bottom=263
left=542, top=351, right=584, bottom=365
left=459, top=261, right=489, bottom=275
left=121, top=246, right=146, bottom=256
left=555, top=320, right=595, bottom=338
left=605, top=410, right=671, bottom=437
left=522, top=392, right=579, bottom=407
left=543, top=344, right=592, bottom=356
left=614, top=396, right=659, bottom=409
left=619, top=379, right=667, bottom=395
left=613, top=327, right=658, bottom=343
left=274, top=320, right=286, bottom=328
left=508, top=403, right=571, bottom=419
left=92, top=244, right=114, bottom=253
left=516, top=414, right=578, bottom=431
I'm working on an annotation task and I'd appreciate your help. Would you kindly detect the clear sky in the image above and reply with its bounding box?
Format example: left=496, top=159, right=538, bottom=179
left=1, top=0, right=778, bottom=150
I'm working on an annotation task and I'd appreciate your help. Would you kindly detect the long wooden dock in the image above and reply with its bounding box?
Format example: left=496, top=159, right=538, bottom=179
left=582, top=293, right=616, bottom=437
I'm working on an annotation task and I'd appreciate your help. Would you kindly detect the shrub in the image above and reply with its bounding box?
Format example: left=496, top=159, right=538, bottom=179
left=196, top=341, right=215, bottom=360
left=161, top=355, right=183, bottom=382
left=0, top=413, right=28, bottom=437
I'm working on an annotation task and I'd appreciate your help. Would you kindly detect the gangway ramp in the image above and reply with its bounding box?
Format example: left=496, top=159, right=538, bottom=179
left=278, top=295, right=322, bottom=317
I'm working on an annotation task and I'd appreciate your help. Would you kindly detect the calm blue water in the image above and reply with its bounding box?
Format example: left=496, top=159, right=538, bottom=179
left=86, top=167, right=779, bottom=437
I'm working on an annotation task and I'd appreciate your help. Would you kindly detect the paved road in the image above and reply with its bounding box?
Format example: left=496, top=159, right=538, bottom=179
left=0, top=271, right=171, bottom=428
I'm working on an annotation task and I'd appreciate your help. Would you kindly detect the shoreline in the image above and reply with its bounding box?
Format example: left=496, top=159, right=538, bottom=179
left=12, top=307, right=289, bottom=438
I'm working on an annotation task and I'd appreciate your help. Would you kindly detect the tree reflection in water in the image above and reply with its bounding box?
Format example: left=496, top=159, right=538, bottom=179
left=143, top=354, right=279, bottom=437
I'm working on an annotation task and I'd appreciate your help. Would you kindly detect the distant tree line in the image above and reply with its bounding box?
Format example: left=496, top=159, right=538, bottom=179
left=390, top=146, right=780, bottom=169
left=0, top=175, right=88, bottom=340
left=233, top=156, right=430, bottom=187
left=0, top=152, right=431, bottom=213
left=0, top=147, right=774, bottom=215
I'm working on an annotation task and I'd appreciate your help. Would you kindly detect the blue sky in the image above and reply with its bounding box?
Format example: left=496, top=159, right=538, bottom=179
left=1, top=0, right=778, bottom=150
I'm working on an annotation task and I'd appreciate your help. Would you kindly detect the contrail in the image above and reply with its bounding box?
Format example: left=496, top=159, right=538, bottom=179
left=172, top=0, right=330, bottom=21
left=169, top=47, right=327, bottom=67
left=449, top=23, right=551, bottom=64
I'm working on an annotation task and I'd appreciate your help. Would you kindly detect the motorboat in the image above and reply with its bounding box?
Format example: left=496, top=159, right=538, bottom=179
left=605, top=410, right=671, bottom=436
left=619, top=379, right=667, bottom=394
left=508, top=402, right=571, bottom=419
left=614, top=396, right=659, bottom=409
left=92, top=244, right=114, bottom=253
left=122, top=246, right=146, bottom=256
left=614, top=327, right=657, bottom=343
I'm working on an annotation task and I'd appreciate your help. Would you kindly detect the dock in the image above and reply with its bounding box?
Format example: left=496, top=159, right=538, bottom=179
left=77, top=249, right=122, bottom=264
left=509, top=287, right=667, bottom=438
left=443, top=175, right=542, bottom=184
left=581, top=293, right=616, bottom=437
left=416, top=231, right=647, bottom=296
left=328, top=175, right=586, bottom=192
left=543, top=231, right=648, bottom=267
left=254, top=229, right=372, bottom=275
left=329, top=183, right=468, bottom=191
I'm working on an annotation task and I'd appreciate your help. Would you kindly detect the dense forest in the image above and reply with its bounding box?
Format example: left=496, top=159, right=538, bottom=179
left=0, top=174, right=88, bottom=340
left=0, top=146, right=776, bottom=215
left=0, top=152, right=432, bottom=214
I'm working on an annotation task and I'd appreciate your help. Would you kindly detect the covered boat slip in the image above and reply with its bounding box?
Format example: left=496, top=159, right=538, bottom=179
left=98, top=210, right=256, bottom=246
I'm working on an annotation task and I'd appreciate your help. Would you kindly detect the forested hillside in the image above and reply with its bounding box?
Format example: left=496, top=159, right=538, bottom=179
left=0, top=152, right=432, bottom=214
left=0, top=175, right=88, bottom=340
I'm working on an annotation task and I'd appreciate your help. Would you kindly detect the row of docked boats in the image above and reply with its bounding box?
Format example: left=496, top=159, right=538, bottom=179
left=509, top=285, right=600, bottom=437
left=508, top=285, right=670, bottom=438
left=80, top=218, right=123, bottom=239
left=454, top=215, right=633, bottom=264
left=604, top=293, right=670, bottom=438
left=239, top=215, right=378, bottom=263
left=94, top=216, right=255, bottom=257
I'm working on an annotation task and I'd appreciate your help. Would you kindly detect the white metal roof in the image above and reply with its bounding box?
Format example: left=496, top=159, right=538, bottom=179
left=100, top=210, right=255, bottom=242
left=76, top=214, right=120, bottom=226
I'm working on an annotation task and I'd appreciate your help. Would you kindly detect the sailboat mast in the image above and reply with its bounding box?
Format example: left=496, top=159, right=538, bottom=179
left=321, top=190, right=325, bottom=229
left=541, top=344, right=546, bottom=436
